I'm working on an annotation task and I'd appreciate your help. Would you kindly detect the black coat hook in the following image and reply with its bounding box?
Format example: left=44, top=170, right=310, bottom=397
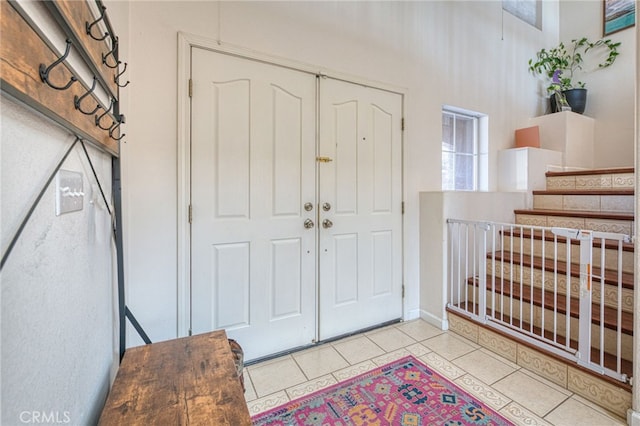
left=74, top=77, right=102, bottom=115
left=39, top=39, right=77, bottom=91
left=95, top=99, right=115, bottom=130
left=86, top=6, right=109, bottom=41
left=102, top=37, right=120, bottom=69
left=115, top=63, right=130, bottom=88
left=109, top=114, right=126, bottom=141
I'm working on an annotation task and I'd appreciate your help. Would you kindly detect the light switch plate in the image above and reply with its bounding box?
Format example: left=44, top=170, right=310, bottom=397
left=56, top=169, right=84, bottom=216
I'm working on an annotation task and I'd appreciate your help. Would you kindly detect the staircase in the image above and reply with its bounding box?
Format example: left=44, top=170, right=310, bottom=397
left=446, top=167, right=634, bottom=419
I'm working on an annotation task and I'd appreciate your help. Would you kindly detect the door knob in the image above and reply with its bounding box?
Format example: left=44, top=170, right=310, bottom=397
left=322, top=219, right=333, bottom=229
left=304, top=219, right=315, bottom=229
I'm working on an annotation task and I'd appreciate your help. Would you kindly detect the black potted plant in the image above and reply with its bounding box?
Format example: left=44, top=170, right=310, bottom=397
left=528, top=37, right=621, bottom=114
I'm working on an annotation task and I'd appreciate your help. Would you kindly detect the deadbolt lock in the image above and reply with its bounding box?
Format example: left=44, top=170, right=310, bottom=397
left=304, top=202, right=313, bottom=211
left=322, top=202, right=331, bottom=211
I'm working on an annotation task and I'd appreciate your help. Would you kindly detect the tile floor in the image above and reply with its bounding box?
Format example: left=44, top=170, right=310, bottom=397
left=243, top=319, right=625, bottom=425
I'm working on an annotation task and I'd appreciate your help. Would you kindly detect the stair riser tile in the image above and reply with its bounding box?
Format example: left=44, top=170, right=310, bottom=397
left=584, top=219, right=632, bottom=235
left=567, top=367, right=631, bottom=418
left=517, top=345, right=568, bottom=388
left=601, top=195, right=634, bottom=213
left=486, top=260, right=634, bottom=313
left=574, top=175, right=613, bottom=190
left=448, top=313, right=479, bottom=343
left=480, top=294, right=633, bottom=360
left=532, top=193, right=635, bottom=213
left=477, top=328, right=518, bottom=363
left=500, top=236, right=634, bottom=273
left=546, top=176, right=576, bottom=191
left=516, top=215, right=633, bottom=236
left=611, top=173, right=635, bottom=189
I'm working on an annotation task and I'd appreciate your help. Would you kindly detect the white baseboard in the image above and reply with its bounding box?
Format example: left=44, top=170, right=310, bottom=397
left=404, top=309, right=421, bottom=321
left=420, top=310, right=448, bottom=331
left=628, top=409, right=640, bottom=426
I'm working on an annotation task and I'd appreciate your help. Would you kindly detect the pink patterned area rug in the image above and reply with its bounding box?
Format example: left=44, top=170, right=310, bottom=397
left=251, top=355, right=514, bottom=426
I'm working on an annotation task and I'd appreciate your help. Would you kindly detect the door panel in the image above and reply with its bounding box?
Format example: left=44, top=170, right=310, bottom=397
left=318, top=79, right=403, bottom=340
left=190, top=48, right=317, bottom=361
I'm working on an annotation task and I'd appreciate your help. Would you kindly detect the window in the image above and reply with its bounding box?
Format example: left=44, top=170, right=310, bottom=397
left=502, top=0, right=541, bottom=30
left=441, top=107, right=487, bottom=191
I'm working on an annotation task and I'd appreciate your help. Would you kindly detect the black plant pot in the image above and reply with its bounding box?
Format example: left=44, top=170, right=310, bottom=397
left=549, top=88, right=587, bottom=114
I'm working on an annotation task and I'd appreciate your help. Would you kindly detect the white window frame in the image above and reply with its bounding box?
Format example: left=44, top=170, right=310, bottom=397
left=441, top=106, right=488, bottom=192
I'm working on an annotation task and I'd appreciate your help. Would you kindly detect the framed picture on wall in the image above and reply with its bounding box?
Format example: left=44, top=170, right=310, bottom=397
left=603, top=0, right=635, bottom=36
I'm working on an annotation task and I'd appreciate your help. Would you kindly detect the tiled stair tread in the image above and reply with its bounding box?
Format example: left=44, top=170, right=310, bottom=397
left=467, top=277, right=633, bottom=335
left=514, top=209, right=634, bottom=221
left=490, top=251, right=634, bottom=289
left=545, top=167, right=634, bottom=177
left=532, top=189, right=634, bottom=196
left=446, top=307, right=633, bottom=387
left=501, top=229, right=634, bottom=252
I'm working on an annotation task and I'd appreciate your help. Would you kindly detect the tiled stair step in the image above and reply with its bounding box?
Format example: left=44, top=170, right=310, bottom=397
left=466, top=277, right=633, bottom=336
left=489, top=251, right=634, bottom=290
left=514, top=209, right=633, bottom=235
left=446, top=307, right=633, bottom=390
left=545, top=167, right=634, bottom=192
left=487, top=257, right=634, bottom=313
left=532, top=190, right=634, bottom=213
left=500, top=229, right=634, bottom=274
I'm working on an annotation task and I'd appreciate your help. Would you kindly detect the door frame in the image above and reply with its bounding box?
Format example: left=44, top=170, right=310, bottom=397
left=177, top=31, right=407, bottom=339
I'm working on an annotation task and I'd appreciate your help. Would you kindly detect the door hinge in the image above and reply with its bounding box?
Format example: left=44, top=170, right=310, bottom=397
left=188, top=204, right=193, bottom=223
left=188, top=79, right=193, bottom=98
left=401, top=118, right=405, bottom=131
left=188, top=328, right=193, bottom=336
left=401, top=201, right=405, bottom=214
left=402, top=284, right=405, bottom=298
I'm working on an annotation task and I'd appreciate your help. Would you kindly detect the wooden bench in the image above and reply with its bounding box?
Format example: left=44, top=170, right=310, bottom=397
left=99, top=330, right=251, bottom=425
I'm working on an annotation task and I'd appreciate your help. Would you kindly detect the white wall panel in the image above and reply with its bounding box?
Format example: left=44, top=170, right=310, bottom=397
left=372, top=105, right=393, bottom=213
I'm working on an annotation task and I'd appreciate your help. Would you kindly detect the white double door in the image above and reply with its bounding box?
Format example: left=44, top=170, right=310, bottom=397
left=190, top=48, right=402, bottom=360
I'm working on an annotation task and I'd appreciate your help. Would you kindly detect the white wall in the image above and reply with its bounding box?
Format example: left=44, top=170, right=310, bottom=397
left=559, top=1, right=636, bottom=167
left=419, top=191, right=527, bottom=326
left=0, top=96, right=118, bottom=425
left=120, top=1, right=632, bottom=345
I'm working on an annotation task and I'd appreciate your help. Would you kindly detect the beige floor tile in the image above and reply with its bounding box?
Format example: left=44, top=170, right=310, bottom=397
left=544, top=396, right=625, bottom=426
left=292, top=345, right=348, bottom=380
left=492, top=371, right=569, bottom=417
left=285, top=374, right=338, bottom=400
left=453, top=374, right=511, bottom=410
left=249, top=357, right=307, bottom=398
left=371, top=348, right=410, bottom=366
left=421, top=332, right=477, bottom=360
left=419, top=352, right=466, bottom=380
left=246, top=390, right=289, bottom=416
left=332, top=360, right=378, bottom=381
left=243, top=370, right=258, bottom=402
left=452, top=348, right=518, bottom=385
left=366, top=326, right=416, bottom=352
left=499, top=402, right=552, bottom=426
left=404, top=342, right=431, bottom=357
left=332, top=335, right=384, bottom=364
left=395, top=319, right=444, bottom=341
